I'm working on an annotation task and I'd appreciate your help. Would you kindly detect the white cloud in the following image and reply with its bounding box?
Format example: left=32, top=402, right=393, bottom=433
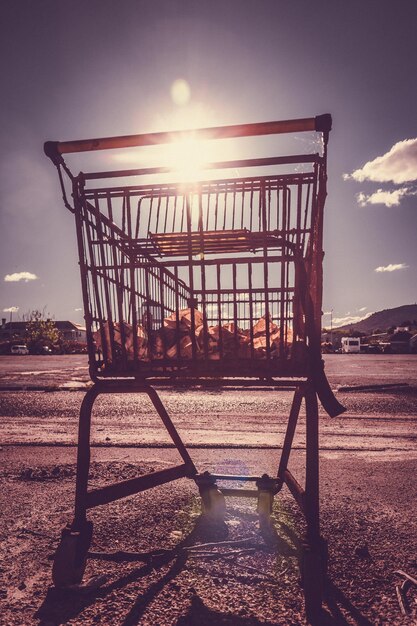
left=358, top=306, right=367, bottom=312
left=357, top=187, right=413, bottom=207
left=4, top=271, right=38, bottom=283
left=345, top=137, right=417, bottom=184
left=3, top=306, right=19, bottom=313
left=75, top=308, right=83, bottom=312
left=375, top=263, right=408, bottom=273
left=332, top=312, right=372, bottom=327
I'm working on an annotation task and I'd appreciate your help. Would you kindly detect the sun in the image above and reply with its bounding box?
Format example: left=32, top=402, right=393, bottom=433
left=112, top=103, right=238, bottom=181
left=165, top=134, right=210, bottom=181
left=158, top=101, right=226, bottom=181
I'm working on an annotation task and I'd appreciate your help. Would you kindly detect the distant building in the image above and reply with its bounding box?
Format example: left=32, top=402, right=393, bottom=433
left=0, top=319, right=86, bottom=343
left=55, top=321, right=87, bottom=343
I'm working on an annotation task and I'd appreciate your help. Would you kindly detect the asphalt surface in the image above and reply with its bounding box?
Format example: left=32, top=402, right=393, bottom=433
left=2, top=353, right=417, bottom=390
left=1, top=354, right=416, bottom=452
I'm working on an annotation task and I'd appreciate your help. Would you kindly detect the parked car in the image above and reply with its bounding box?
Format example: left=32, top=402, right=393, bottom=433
left=11, top=344, right=29, bottom=355
left=366, top=344, right=381, bottom=354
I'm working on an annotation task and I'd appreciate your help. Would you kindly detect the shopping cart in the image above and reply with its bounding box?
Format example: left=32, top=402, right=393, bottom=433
left=45, top=114, right=345, bottom=621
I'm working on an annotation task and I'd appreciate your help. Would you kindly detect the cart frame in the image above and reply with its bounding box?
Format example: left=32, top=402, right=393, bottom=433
left=45, top=114, right=345, bottom=623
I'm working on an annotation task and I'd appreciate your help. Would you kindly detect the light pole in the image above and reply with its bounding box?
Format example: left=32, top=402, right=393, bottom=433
left=330, top=309, right=333, bottom=347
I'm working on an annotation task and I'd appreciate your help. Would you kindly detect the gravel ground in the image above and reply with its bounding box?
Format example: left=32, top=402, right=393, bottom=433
left=0, top=447, right=416, bottom=625
left=0, top=355, right=416, bottom=625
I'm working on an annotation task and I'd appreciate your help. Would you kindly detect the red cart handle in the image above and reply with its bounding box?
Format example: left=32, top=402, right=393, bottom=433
left=44, top=114, right=331, bottom=161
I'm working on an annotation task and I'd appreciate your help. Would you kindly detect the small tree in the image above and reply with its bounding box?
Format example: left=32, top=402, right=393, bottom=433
left=24, top=309, right=60, bottom=353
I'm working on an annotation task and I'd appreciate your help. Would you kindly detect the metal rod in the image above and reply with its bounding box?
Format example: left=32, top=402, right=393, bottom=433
left=210, top=474, right=277, bottom=482
left=82, top=154, right=320, bottom=182
left=146, top=386, right=197, bottom=472
left=220, top=488, right=259, bottom=498
left=94, top=194, right=117, bottom=363
left=283, top=469, right=305, bottom=513
left=217, top=263, right=223, bottom=358
left=45, top=115, right=330, bottom=156
left=278, top=387, right=304, bottom=478
left=86, top=464, right=189, bottom=508
left=84, top=174, right=316, bottom=203
left=74, top=386, right=99, bottom=523
left=142, top=377, right=305, bottom=388
left=80, top=194, right=109, bottom=366
left=261, top=180, right=271, bottom=359
left=304, top=383, right=320, bottom=542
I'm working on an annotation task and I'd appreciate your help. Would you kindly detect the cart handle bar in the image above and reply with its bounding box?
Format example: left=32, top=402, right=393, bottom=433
left=44, top=114, right=331, bottom=161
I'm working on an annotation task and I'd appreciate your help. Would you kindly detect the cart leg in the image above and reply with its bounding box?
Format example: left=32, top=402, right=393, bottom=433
left=300, top=383, right=327, bottom=623
left=52, top=386, right=97, bottom=587
left=195, top=472, right=226, bottom=520
left=277, top=386, right=303, bottom=480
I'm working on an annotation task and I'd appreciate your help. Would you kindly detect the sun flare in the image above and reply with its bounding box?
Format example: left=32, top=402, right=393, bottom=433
left=164, top=135, right=210, bottom=181
left=113, top=105, right=239, bottom=181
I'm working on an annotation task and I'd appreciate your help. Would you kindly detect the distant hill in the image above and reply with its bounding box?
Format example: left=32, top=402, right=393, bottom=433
left=333, top=304, right=417, bottom=334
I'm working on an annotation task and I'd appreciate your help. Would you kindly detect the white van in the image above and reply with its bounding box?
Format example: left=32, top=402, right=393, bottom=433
left=11, top=344, right=29, bottom=355
left=341, top=337, right=361, bottom=354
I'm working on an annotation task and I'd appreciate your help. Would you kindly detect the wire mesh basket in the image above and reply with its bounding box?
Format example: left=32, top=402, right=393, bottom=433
left=45, top=115, right=331, bottom=381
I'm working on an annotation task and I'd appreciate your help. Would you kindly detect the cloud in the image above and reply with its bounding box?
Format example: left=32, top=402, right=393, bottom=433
left=4, top=271, right=38, bottom=282
left=3, top=306, right=19, bottom=313
left=345, top=138, right=417, bottom=184
left=324, top=308, right=372, bottom=328
left=74, top=308, right=83, bottom=312
left=332, top=312, right=372, bottom=327
left=374, top=263, right=408, bottom=273
left=357, top=187, right=413, bottom=207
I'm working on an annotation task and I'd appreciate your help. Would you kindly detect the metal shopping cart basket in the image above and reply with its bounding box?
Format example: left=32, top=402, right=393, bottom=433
left=44, top=114, right=345, bottom=621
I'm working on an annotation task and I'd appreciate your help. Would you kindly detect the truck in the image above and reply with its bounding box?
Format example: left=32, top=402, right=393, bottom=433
left=341, top=337, right=361, bottom=354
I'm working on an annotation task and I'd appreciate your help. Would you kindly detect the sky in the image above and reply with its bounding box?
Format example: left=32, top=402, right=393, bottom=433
left=1, top=0, right=417, bottom=329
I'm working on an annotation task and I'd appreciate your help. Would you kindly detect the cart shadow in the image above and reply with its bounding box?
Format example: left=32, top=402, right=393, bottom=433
left=262, top=518, right=301, bottom=556
left=319, top=578, right=374, bottom=626
left=34, top=515, right=229, bottom=625
left=175, top=594, right=277, bottom=625
left=34, top=512, right=374, bottom=626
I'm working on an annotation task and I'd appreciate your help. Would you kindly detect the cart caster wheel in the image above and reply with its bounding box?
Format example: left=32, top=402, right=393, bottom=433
left=256, top=474, right=275, bottom=528
left=52, top=521, right=93, bottom=588
left=300, top=538, right=328, bottom=624
left=201, top=486, right=226, bottom=520
left=257, top=491, right=273, bottom=527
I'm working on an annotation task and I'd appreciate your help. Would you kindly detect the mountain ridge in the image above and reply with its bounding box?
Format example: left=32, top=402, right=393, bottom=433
left=331, top=304, right=417, bottom=334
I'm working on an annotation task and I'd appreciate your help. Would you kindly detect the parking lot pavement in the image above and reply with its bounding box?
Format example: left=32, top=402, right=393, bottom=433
left=1, top=354, right=417, bottom=390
